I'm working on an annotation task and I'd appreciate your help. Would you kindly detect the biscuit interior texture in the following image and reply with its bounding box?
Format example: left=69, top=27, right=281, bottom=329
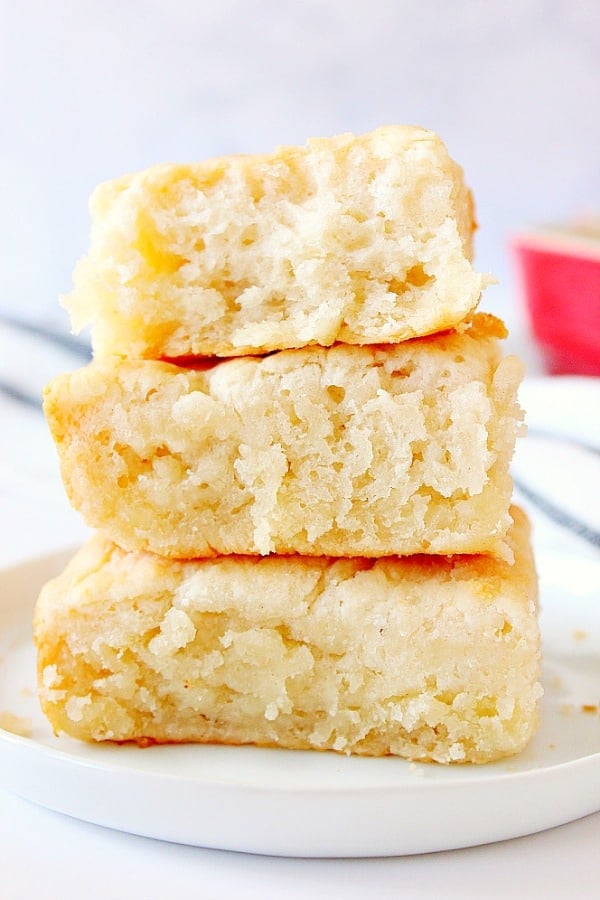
left=63, top=126, right=487, bottom=358
left=43, top=314, right=524, bottom=560
left=34, top=507, right=541, bottom=764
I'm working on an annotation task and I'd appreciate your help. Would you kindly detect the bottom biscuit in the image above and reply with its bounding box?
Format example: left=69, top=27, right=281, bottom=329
left=34, top=506, right=541, bottom=764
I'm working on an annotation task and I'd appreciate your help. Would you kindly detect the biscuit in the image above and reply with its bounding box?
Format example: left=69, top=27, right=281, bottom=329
left=43, top=315, right=524, bottom=560
left=63, top=126, right=487, bottom=358
left=34, top=507, right=541, bottom=763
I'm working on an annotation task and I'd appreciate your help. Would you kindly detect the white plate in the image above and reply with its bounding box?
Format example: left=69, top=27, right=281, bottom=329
left=0, top=535, right=599, bottom=858
left=1, top=376, right=599, bottom=858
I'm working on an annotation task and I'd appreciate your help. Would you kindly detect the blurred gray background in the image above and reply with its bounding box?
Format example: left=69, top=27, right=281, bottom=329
left=1, top=0, right=599, bottom=342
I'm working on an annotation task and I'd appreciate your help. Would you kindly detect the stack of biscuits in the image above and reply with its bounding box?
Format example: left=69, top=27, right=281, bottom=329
left=35, top=127, right=542, bottom=764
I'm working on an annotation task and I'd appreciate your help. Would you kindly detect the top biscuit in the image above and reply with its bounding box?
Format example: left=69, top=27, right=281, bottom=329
left=64, top=126, right=488, bottom=359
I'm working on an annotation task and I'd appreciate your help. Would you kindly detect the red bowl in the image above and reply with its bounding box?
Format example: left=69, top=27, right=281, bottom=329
left=512, top=227, right=600, bottom=375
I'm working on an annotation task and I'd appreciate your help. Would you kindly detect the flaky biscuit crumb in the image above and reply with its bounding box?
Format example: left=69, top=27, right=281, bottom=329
left=34, top=508, right=542, bottom=764
left=44, top=315, right=523, bottom=560
left=64, top=126, right=488, bottom=358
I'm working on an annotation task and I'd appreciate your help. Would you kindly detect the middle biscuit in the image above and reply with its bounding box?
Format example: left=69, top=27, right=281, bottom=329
left=44, top=314, right=523, bottom=560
